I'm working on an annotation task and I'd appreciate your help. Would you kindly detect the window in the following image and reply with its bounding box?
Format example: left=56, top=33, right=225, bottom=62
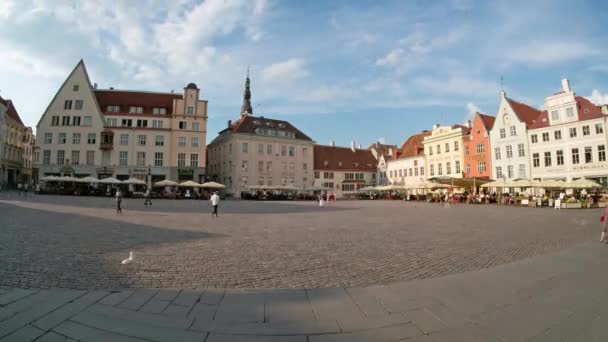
left=152, top=120, right=163, bottom=128
left=303, top=148, right=309, bottom=157
left=56, top=150, right=65, bottom=165
left=585, top=146, right=592, bottom=163
left=500, top=128, right=506, bottom=138
left=177, top=153, right=187, bottom=167
left=464, top=146, right=469, bottom=156
left=518, top=144, right=525, bottom=157
left=544, top=151, right=552, bottom=167
left=572, top=148, right=580, bottom=164
left=86, top=151, right=95, bottom=165
left=119, top=134, right=128, bottom=145
left=67, top=150, right=78, bottom=165
left=152, top=107, right=167, bottom=115
left=258, top=144, right=264, bottom=155
left=179, top=121, right=187, bottom=130
left=428, top=146, right=433, bottom=155
left=138, top=135, right=147, bottom=146
left=106, top=105, right=120, bottom=112
left=583, top=125, right=590, bottom=136
left=455, top=161, right=461, bottom=174
left=551, top=110, right=559, bottom=121
left=73, top=85, right=79, bottom=91
left=190, top=153, right=198, bottom=167
left=155, top=136, right=164, bottom=146
left=323, top=172, right=334, bottom=179
left=542, top=132, right=549, bottom=141
left=303, top=163, right=308, bottom=171
left=477, top=161, right=486, bottom=173
left=506, top=145, right=513, bottom=158
left=314, top=171, right=320, bottom=179
left=533, top=153, right=540, bottom=167
left=554, top=130, right=562, bottom=140
left=454, top=141, right=459, bottom=151
left=83, top=116, right=92, bottom=126
left=510, top=126, right=516, bottom=136
left=408, top=168, right=413, bottom=176
left=64, top=100, right=72, bottom=110
left=599, top=145, right=606, bottom=162
left=72, top=116, right=81, bottom=126
left=191, top=137, right=199, bottom=148
left=155, top=152, right=163, bottom=166
left=289, top=146, right=295, bottom=156
left=398, top=170, right=403, bottom=177
left=596, top=123, right=604, bottom=134
left=136, top=120, right=148, bottom=128
left=507, top=165, right=513, bottom=178
left=121, top=119, right=132, bottom=127
left=129, top=106, right=143, bottom=113
left=266, top=161, right=272, bottom=172
left=445, top=143, right=450, bottom=153
left=75, top=100, right=83, bottom=110
left=495, top=147, right=501, bottom=160
left=569, top=127, right=577, bottom=138
left=466, top=164, right=471, bottom=174
left=119, top=151, right=128, bottom=166
left=496, top=166, right=503, bottom=179
left=186, top=106, right=194, bottom=115
left=436, top=144, right=441, bottom=154
left=58, top=133, right=66, bottom=144
left=43, top=150, right=51, bottom=165
left=531, top=134, right=538, bottom=143
left=476, top=143, right=485, bottom=154
left=438, top=163, right=443, bottom=175
left=322, top=182, right=334, bottom=189
left=557, top=150, right=564, bottom=165
left=420, top=166, right=424, bottom=175
left=241, top=142, right=248, bottom=153
left=136, top=152, right=145, bottom=166
left=192, top=122, right=200, bottom=131
left=87, top=133, right=96, bottom=144
left=518, top=164, right=526, bottom=178
left=51, top=116, right=59, bottom=126
left=566, top=107, right=574, bottom=117
left=258, top=161, right=264, bottom=173
left=430, top=164, right=434, bottom=176
left=177, top=137, right=186, bottom=147
left=346, top=173, right=355, bottom=180
left=267, top=144, right=272, bottom=155
left=62, top=116, right=70, bottom=126
left=342, top=184, right=355, bottom=192
left=44, top=133, right=52, bottom=144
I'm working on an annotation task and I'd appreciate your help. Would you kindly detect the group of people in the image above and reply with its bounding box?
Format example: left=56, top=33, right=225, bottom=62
left=114, top=189, right=221, bottom=217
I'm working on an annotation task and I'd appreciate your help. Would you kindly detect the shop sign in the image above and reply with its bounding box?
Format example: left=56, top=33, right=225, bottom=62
left=131, top=168, right=148, bottom=175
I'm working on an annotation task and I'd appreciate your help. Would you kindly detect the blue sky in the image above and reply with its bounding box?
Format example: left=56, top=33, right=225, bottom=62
left=1, top=0, right=608, bottom=147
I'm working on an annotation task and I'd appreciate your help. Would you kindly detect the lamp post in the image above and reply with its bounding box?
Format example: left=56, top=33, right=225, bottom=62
left=148, top=164, right=152, bottom=190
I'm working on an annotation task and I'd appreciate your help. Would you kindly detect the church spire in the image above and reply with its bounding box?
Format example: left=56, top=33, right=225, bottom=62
left=240, top=67, right=252, bottom=117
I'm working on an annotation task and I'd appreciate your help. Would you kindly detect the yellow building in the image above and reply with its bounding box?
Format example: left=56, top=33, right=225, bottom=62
left=1, top=96, right=30, bottom=189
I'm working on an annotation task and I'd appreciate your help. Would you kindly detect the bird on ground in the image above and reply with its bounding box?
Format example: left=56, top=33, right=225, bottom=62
left=121, top=251, right=134, bottom=265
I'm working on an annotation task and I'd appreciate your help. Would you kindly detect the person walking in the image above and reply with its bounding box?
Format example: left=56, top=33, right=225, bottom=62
left=17, top=183, right=22, bottom=196
left=116, top=189, right=123, bottom=214
left=444, top=192, right=451, bottom=208
left=23, top=183, right=28, bottom=199
left=144, top=189, right=152, bottom=207
left=210, top=191, right=220, bottom=218
left=601, top=204, right=608, bottom=243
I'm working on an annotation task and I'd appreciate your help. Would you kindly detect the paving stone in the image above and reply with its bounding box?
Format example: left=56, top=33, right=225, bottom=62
left=152, top=289, right=180, bottom=302
left=0, top=289, right=37, bottom=306
left=162, top=304, right=191, bottom=316
left=306, top=288, right=365, bottom=321
left=34, top=331, right=71, bottom=342
left=32, top=291, right=110, bottom=331
left=206, top=334, right=306, bottom=342
left=117, top=289, right=158, bottom=311
left=346, top=286, right=390, bottom=317
left=53, top=320, right=148, bottom=342
left=0, top=324, right=44, bottom=342
left=0, top=291, right=53, bottom=322
left=0, top=290, right=84, bottom=339
left=404, top=308, right=448, bottom=334
left=337, top=313, right=410, bottom=333
left=188, top=302, right=218, bottom=321
left=86, top=303, right=193, bottom=329
left=308, top=323, right=421, bottom=342
left=192, top=319, right=341, bottom=335
left=138, top=300, right=170, bottom=314
left=98, top=290, right=133, bottom=306
left=199, top=289, right=224, bottom=305
left=171, top=290, right=203, bottom=307
left=526, top=303, right=601, bottom=342
left=264, top=289, right=315, bottom=322
left=213, top=290, right=264, bottom=322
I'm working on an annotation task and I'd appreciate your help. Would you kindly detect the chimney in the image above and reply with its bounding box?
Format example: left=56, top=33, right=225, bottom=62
left=171, top=89, right=174, bottom=93
left=499, top=90, right=506, bottom=99
left=465, top=120, right=471, bottom=128
left=109, top=87, right=114, bottom=90
left=93, top=83, right=97, bottom=89
left=227, top=120, right=232, bottom=129
left=561, top=79, right=571, bottom=93
left=358, top=144, right=362, bottom=149
left=433, top=124, right=439, bottom=130
left=351, top=140, right=356, bottom=152
left=330, top=140, right=335, bottom=147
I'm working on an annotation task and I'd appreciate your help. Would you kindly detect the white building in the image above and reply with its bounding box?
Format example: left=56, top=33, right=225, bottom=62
left=35, top=60, right=208, bottom=184
left=368, top=142, right=395, bottom=186
left=423, top=124, right=470, bottom=179
left=387, top=130, right=430, bottom=188
left=489, top=91, right=542, bottom=181
left=528, top=79, right=608, bottom=185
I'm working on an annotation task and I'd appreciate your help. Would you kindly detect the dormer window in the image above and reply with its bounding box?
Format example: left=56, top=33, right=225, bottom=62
left=551, top=110, right=560, bottom=121
left=566, top=107, right=575, bottom=117
left=584, top=108, right=590, bottom=113
left=129, top=106, right=143, bottom=114
left=324, top=161, right=328, bottom=166
left=278, top=123, right=286, bottom=128
left=253, top=120, right=261, bottom=125
left=266, top=122, right=274, bottom=127
left=106, top=105, right=120, bottom=113
left=73, top=85, right=79, bottom=92
left=354, top=162, right=359, bottom=167
left=152, top=107, right=167, bottom=115
left=338, top=162, right=342, bottom=166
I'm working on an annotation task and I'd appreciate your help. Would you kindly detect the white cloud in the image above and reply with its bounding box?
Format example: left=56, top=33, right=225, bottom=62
left=377, top=137, right=386, bottom=144
left=345, top=33, right=375, bottom=48
left=414, top=76, right=498, bottom=97
left=0, top=0, right=16, bottom=19
left=507, top=40, right=596, bottom=65
left=465, top=102, right=481, bottom=121
left=589, top=90, right=608, bottom=105
left=0, top=40, right=66, bottom=78
left=376, top=48, right=404, bottom=66
left=261, top=58, right=308, bottom=82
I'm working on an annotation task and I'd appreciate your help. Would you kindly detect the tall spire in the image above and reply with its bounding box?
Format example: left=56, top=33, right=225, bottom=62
left=240, top=67, right=252, bottom=117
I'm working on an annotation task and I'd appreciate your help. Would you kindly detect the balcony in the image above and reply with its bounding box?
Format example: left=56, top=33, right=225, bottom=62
left=100, top=129, right=114, bottom=150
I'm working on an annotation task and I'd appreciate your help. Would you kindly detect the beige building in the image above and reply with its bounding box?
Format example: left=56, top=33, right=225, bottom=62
left=21, top=127, right=35, bottom=185
left=1, top=96, right=31, bottom=189
left=387, top=130, right=430, bottom=188
left=35, top=60, right=208, bottom=184
left=313, top=143, right=377, bottom=198
left=422, top=123, right=471, bottom=179
left=206, top=73, right=315, bottom=198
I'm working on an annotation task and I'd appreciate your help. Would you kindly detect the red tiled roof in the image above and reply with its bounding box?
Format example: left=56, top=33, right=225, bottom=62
left=229, top=115, right=312, bottom=141
left=94, top=90, right=181, bottom=115
left=397, top=131, right=431, bottom=159
left=506, top=97, right=543, bottom=126
left=367, top=143, right=396, bottom=156
left=1, top=97, right=24, bottom=125
left=528, top=96, right=606, bottom=130
left=478, top=112, right=496, bottom=130
left=452, top=124, right=472, bottom=134
left=314, top=145, right=377, bottom=171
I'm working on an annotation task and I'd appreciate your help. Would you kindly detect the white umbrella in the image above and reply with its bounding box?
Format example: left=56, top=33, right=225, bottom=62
left=40, top=175, right=58, bottom=181
left=57, top=176, right=78, bottom=182
left=76, top=176, right=100, bottom=183
left=99, top=177, right=121, bottom=184
left=566, top=178, right=602, bottom=189
left=278, top=184, right=301, bottom=191
left=200, top=181, right=227, bottom=189
left=122, top=177, right=146, bottom=185
left=179, top=180, right=202, bottom=187
left=480, top=179, right=507, bottom=188
left=154, top=179, right=178, bottom=187
left=358, top=186, right=378, bottom=192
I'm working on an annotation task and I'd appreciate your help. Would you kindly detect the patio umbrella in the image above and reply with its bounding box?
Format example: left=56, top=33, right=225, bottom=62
left=200, top=181, right=227, bottom=189
left=179, top=180, right=202, bottom=187
left=122, top=177, right=146, bottom=185
left=57, top=176, right=78, bottom=182
left=565, top=178, right=602, bottom=189
left=480, top=179, right=507, bottom=188
left=278, top=184, right=301, bottom=191
left=40, top=175, right=58, bottom=181
left=154, top=180, right=178, bottom=187
left=76, top=176, right=100, bottom=183
left=99, top=177, right=121, bottom=184
left=303, top=186, right=332, bottom=192
left=358, top=186, right=378, bottom=192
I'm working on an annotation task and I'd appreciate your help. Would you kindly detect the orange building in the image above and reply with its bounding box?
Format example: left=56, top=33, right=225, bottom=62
left=463, top=112, right=495, bottom=180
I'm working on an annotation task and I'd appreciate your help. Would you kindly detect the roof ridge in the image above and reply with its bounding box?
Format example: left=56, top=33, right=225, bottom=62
left=506, top=97, right=541, bottom=112
left=94, top=89, right=181, bottom=96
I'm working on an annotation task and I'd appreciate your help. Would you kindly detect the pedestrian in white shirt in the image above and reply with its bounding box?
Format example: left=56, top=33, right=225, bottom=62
left=210, top=191, right=220, bottom=217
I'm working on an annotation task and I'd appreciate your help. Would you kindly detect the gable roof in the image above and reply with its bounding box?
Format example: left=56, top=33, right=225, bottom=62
left=368, top=142, right=396, bottom=155
left=528, top=96, right=606, bottom=130
left=314, top=145, right=377, bottom=171
left=397, top=130, right=431, bottom=159
left=478, top=112, right=496, bottom=131
left=506, top=97, right=543, bottom=126
left=227, top=115, right=313, bottom=141
left=1, top=98, right=24, bottom=125
left=94, top=90, right=182, bottom=115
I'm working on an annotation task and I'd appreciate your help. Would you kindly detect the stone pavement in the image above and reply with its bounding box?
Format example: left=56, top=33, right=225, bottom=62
left=1, top=240, right=608, bottom=341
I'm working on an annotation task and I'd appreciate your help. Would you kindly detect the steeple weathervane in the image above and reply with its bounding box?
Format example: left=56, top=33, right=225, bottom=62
left=240, top=67, right=252, bottom=117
